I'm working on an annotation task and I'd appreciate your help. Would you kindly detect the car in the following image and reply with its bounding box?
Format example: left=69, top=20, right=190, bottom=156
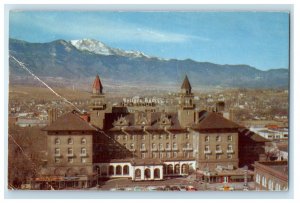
left=171, top=186, right=180, bottom=191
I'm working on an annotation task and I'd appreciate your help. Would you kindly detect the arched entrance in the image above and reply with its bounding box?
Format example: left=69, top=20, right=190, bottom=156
left=66, top=168, right=76, bottom=177
left=123, top=165, right=129, bottom=175
left=101, top=165, right=107, bottom=176
left=174, top=164, right=180, bottom=174
left=167, top=164, right=173, bottom=174
left=135, top=169, right=141, bottom=179
left=109, top=165, right=114, bottom=175
left=145, top=168, right=151, bottom=179
left=182, top=164, right=189, bottom=174
left=116, top=165, right=122, bottom=175
left=154, top=168, right=160, bottom=179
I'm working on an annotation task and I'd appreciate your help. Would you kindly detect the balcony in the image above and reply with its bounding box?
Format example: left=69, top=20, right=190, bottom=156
left=226, top=149, right=234, bottom=154
left=183, top=147, right=193, bottom=151
left=165, top=148, right=172, bottom=151
left=158, top=148, right=165, bottom=151
left=54, top=153, right=62, bottom=157
left=67, top=153, right=75, bottom=157
left=80, top=153, right=88, bottom=157
left=140, top=148, right=147, bottom=152
left=129, top=148, right=136, bottom=152
left=151, top=148, right=158, bottom=151
left=215, top=150, right=223, bottom=154
left=204, top=150, right=212, bottom=154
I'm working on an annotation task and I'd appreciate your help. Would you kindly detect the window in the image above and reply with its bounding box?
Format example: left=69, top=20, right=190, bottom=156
left=81, top=138, right=86, bottom=144
left=81, top=158, right=86, bottom=163
left=141, top=143, right=145, bottom=150
left=123, top=135, right=127, bottom=140
left=142, top=153, right=146, bottom=159
left=55, top=157, right=60, bottom=163
left=166, top=152, right=171, bottom=158
left=262, top=176, right=267, bottom=187
left=186, top=143, right=191, bottom=148
left=55, top=148, right=60, bottom=155
left=130, top=135, right=134, bottom=140
left=216, top=136, right=221, bottom=142
left=205, top=145, right=209, bottom=151
left=173, top=142, right=177, bottom=149
left=159, top=134, right=163, bottom=140
left=268, top=180, right=274, bottom=191
left=68, top=157, right=73, bottom=163
left=159, top=153, right=163, bottom=158
left=159, top=143, right=163, bottom=150
left=166, top=143, right=170, bottom=149
left=216, top=154, right=221, bottom=159
left=186, top=134, right=189, bottom=139
left=55, top=138, right=60, bottom=145
left=68, top=148, right=73, bottom=155
left=216, top=145, right=221, bottom=151
left=152, top=135, right=156, bottom=140
left=152, top=143, right=156, bottom=149
left=173, top=152, right=177, bottom=158
left=116, top=135, right=120, bottom=140
left=205, top=136, right=209, bottom=142
left=275, top=183, right=281, bottom=191
left=228, top=135, right=233, bottom=141
left=142, top=135, right=145, bottom=140
left=205, top=154, right=209, bottom=160
left=130, top=143, right=134, bottom=150
left=81, top=148, right=86, bottom=155
left=173, top=134, right=177, bottom=139
left=227, top=154, right=232, bottom=159
left=68, top=138, right=73, bottom=145
left=166, top=134, right=170, bottom=139
left=256, top=174, right=261, bottom=184
left=152, top=152, right=157, bottom=158
left=123, top=143, right=127, bottom=148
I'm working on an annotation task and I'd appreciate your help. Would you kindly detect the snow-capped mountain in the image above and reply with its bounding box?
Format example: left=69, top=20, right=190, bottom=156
left=70, top=39, right=151, bottom=59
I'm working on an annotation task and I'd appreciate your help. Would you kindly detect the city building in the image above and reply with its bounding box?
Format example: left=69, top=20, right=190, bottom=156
left=253, top=161, right=288, bottom=191
left=34, top=74, right=269, bottom=189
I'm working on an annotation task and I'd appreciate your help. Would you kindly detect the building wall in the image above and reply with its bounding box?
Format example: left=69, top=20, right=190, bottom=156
left=108, top=130, right=194, bottom=160
left=254, top=162, right=288, bottom=191
left=47, top=131, right=94, bottom=176
left=197, top=130, right=239, bottom=170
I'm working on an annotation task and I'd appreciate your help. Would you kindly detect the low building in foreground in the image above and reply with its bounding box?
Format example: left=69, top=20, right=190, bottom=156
left=253, top=161, right=288, bottom=191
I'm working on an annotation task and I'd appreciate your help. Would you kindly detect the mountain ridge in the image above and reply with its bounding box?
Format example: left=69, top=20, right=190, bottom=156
left=9, top=38, right=289, bottom=89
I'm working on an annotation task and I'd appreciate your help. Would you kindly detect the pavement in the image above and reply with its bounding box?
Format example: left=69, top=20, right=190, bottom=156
left=95, top=176, right=255, bottom=191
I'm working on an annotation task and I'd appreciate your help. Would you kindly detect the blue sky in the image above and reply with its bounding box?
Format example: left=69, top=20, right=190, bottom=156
left=9, top=11, right=289, bottom=70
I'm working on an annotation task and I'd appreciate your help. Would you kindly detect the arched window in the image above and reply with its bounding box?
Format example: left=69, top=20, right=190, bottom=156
left=81, top=138, right=86, bottom=144
left=55, top=138, right=60, bottom=145
left=175, top=164, right=180, bottom=174
left=145, top=168, right=151, bottom=179
left=262, top=176, right=267, bottom=187
left=167, top=164, right=173, bottom=174
left=81, top=148, right=86, bottom=155
left=182, top=164, right=189, bottom=174
left=268, top=179, right=274, bottom=191
left=135, top=169, right=141, bottom=178
left=154, top=168, right=160, bottom=178
left=109, top=165, right=114, bottom=175
left=256, top=174, right=261, bottom=184
left=123, top=165, right=129, bottom=175
left=68, top=138, right=73, bottom=145
left=116, top=165, right=122, bottom=175
left=173, top=142, right=177, bottom=149
left=216, top=136, right=221, bottom=142
left=205, top=136, right=209, bottom=142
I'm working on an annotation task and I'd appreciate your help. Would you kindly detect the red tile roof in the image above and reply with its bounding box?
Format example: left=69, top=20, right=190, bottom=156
left=92, top=74, right=103, bottom=94
left=42, top=110, right=97, bottom=131
left=193, top=112, right=241, bottom=130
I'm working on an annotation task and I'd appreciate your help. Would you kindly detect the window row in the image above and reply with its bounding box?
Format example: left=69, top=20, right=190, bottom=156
left=55, top=157, right=86, bottom=163
left=55, top=147, right=87, bottom=155
left=204, top=135, right=233, bottom=142
left=204, top=144, right=233, bottom=151
left=256, top=174, right=283, bottom=191
left=204, top=154, right=233, bottom=160
left=55, top=138, right=87, bottom=145
left=140, top=151, right=192, bottom=159
left=115, top=134, right=190, bottom=141
left=126, top=142, right=180, bottom=150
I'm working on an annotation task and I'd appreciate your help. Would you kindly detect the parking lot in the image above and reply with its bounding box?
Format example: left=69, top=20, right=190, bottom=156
left=94, top=176, right=255, bottom=191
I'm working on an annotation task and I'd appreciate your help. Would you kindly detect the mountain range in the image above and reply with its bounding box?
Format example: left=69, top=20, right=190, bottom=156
left=9, top=38, right=289, bottom=90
